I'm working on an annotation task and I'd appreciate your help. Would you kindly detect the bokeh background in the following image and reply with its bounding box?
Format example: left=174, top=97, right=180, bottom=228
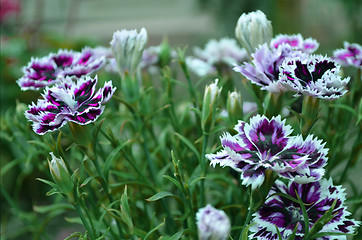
left=1, top=0, right=361, bottom=112
left=1, top=0, right=361, bottom=239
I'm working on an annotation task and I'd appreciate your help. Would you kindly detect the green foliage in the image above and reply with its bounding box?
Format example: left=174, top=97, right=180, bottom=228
left=1, top=7, right=361, bottom=240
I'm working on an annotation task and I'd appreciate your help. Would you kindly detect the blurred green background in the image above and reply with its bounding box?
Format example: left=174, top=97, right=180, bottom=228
left=1, top=0, right=361, bottom=113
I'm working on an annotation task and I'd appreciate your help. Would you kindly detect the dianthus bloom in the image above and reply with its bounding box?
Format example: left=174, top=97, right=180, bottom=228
left=270, top=34, right=319, bottom=54
left=25, top=75, right=116, bottom=135
left=206, top=115, right=328, bottom=189
left=249, top=179, right=360, bottom=240
left=196, top=204, right=231, bottom=240
left=186, top=38, right=249, bottom=77
left=17, top=48, right=105, bottom=91
left=333, top=42, right=362, bottom=69
left=234, top=43, right=307, bottom=92
left=279, top=55, right=350, bottom=100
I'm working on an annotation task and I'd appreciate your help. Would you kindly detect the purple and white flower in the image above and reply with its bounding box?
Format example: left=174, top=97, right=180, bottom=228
left=234, top=43, right=307, bottom=93
left=206, top=115, right=328, bottom=189
left=25, top=75, right=116, bottom=135
left=249, top=179, right=360, bottom=240
left=279, top=55, right=350, bottom=100
left=17, top=48, right=105, bottom=91
left=196, top=204, right=231, bottom=240
left=270, top=34, right=319, bottom=53
left=333, top=42, right=362, bottom=69
left=186, top=38, right=249, bottom=77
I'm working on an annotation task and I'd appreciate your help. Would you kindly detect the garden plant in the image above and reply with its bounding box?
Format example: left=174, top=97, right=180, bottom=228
left=1, top=9, right=361, bottom=240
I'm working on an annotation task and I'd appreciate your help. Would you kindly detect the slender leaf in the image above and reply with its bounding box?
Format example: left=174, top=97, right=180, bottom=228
left=295, top=190, right=310, bottom=236
left=174, top=132, right=200, bottom=159
left=34, top=203, right=73, bottom=213
left=241, top=223, right=255, bottom=240
left=146, top=191, right=175, bottom=201
left=287, top=222, right=299, bottom=240
left=144, top=218, right=165, bottom=240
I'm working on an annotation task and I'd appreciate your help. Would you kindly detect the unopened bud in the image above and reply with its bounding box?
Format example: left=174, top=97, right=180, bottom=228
left=227, top=90, right=243, bottom=125
left=201, top=79, right=222, bottom=132
left=196, top=204, right=231, bottom=240
left=48, top=153, right=74, bottom=199
left=235, top=10, right=273, bottom=55
left=110, top=28, right=148, bottom=76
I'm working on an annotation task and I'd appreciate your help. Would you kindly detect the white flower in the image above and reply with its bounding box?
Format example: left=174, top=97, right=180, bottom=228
left=196, top=204, right=231, bottom=240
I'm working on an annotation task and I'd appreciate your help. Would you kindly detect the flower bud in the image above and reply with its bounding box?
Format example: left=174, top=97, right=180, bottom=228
left=226, top=90, right=243, bottom=125
left=48, top=152, right=74, bottom=199
left=110, top=28, right=148, bottom=76
left=201, top=79, right=222, bottom=132
left=196, top=204, right=231, bottom=240
left=235, top=10, right=273, bottom=55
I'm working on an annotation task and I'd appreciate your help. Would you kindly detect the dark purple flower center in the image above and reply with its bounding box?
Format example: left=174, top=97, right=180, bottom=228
left=293, top=60, right=336, bottom=86
left=52, top=55, right=74, bottom=68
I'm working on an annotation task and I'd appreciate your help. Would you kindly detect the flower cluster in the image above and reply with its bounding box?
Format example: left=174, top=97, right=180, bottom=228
left=234, top=38, right=350, bottom=99
left=250, top=179, right=360, bottom=240
left=25, top=75, right=116, bottom=135
left=186, top=38, right=248, bottom=77
left=206, top=115, right=328, bottom=189
left=17, top=48, right=105, bottom=91
left=233, top=43, right=306, bottom=92
left=333, top=42, right=362, bottom=69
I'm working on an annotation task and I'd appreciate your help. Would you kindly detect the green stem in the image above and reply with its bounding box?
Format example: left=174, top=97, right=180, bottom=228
left=91, top=152, right=124, bottom=238
left=80, top=198, right=97, bottom=238
left=74, top=203, right=96, bottom=240
left=199, top=134, right=209, bottom=207
left=238, top=207, right=253, bottom=240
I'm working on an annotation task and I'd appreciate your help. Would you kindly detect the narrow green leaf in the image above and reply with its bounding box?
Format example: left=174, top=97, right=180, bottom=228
left=357, top=98, right=362, bottom=125
left=33, top=203, right=73, bottom=213
left=36, top=178, right=58, bottom=189
left=241, top=223, right=256, bottom=240
left=174, top=132, right=200, bottom=159
left=268, top=192, right=299, bottom=204
left=309, top=231, right=356, bottom=239
left=121, top=186, right=131, bottom=218
left=307, top=199, right=338, bottom=239
left=287, top=222, right=299, bottom=240
left=144, top=218, right=165, bottom=240
left=64, top=217, right=83, bottom=224
left=120, top=186, right=133, bottom=234
left=169, top=231, right=184, bottom=240
left=189, top=176, right=206, bottom=187
left=146, top=191, right=175, bottom=201
left=163, top=175, right=183, bottom=191
left=295, top=190, right=310, bottom=236
left=274, top=225, right=283, bottom=240
left=80, top=176, right=97, bottom=188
